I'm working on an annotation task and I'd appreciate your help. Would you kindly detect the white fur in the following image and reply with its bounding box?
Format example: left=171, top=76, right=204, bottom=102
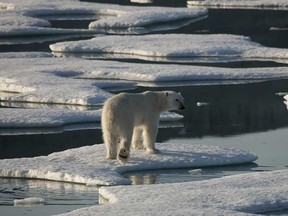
left=101, top=91, right=185, bottom=163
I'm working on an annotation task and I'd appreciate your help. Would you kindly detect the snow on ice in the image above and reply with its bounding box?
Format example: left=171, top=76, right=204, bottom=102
left=0, top=108, right=182, bottom=129
left=188, top=0, right=288, bottom=9
left=0, top=143, right=257, bottom=186
left=0, top=108, right=102, bottom=128
left=50, top=34, right=288, bottom=63
left=14, top=197, right=45, bottom=206
left=58, top=169, right=288, bottom=216
left=283, top=95, right=288, bottom=110
left=1, top=56, right=288, bottom=107
left=88, top=7, right=207, bottom=30
left=0, top=57, right=114, bottom=106
left=0, top=0, right=207, bottom=37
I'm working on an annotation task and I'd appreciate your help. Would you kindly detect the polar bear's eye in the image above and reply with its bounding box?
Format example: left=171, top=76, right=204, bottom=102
left=175, top=99, right=179, bottom=102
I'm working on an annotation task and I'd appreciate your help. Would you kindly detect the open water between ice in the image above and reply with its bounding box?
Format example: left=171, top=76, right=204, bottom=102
left=1, top=1, right=288, bottom=216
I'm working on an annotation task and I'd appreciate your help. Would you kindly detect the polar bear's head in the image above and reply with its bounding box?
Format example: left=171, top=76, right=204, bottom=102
left=165, top=91, right=185, bottom=111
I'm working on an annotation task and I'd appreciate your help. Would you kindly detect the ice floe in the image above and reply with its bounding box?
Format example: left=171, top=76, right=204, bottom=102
left=0, top=108, right=181, bottom=128
left=0, top=26, right=102, bottom=37
left=283, top=95, right=288, bottom=110
left=79, top=62, right=288, bottom=83
left=0, top=108, right=102, bottom=128
left=50, top=34, right=288, bottom=63
left=0, top=110, right=182, bottom=136
left=88, top=7, right=207, bottom=31
left=0, top=0, right=207, bottom=38
left=2, top=56, right=288, bottom=108
left=58, top=169, right=288, bottom=216
left=14, top=197, right=45, bottom=206
left=276, top=93, right=288, bottom=110
left=0, top=57, right=115, bottom=106
left=188, top=0, right=288, bottom=9
left=0, top=143, right=257, bottom=186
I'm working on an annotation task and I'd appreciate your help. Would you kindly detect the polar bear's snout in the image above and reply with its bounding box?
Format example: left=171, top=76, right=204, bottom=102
left=178, top=102, right=185, bottom=110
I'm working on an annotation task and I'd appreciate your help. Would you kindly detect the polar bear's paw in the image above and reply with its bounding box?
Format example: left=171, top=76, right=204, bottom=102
left=132, top=141, right=145, bottom=150
left=147, top=148, right=161, bottom=154
left=117, top=148, right=130, bottom=163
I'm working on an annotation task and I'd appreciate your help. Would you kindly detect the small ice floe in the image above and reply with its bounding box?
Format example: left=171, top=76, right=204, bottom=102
left=283, top=95, right=288, bottom=110
left=270, top=27, right=288, bottom=31
left=189, top=168, right=203, bottom=174
left=130, top=0, right=153, bottom=4
left=187, top=0, right=288, bottom=9
left=275, top=93, right=288, bottom=110
left=196, top=102, right=210, bottom=107
left=14, top=197, right=45, bottom=206
left=275, top=92, right=288, bottom=96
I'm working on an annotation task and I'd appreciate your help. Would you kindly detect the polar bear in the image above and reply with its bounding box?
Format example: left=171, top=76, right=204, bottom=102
left=101, top=91, right=185, bottom=163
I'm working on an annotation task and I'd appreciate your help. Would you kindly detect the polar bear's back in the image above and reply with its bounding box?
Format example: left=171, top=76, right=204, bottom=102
left=101, top=92, right=164, bottom=129
left=103, top=92, right=152, bottom=119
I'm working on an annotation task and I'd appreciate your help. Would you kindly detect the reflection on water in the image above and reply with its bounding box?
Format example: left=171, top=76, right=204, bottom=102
left=123, top=163, right=258, bottom=185
left=0, top=178, right=98, bottom=216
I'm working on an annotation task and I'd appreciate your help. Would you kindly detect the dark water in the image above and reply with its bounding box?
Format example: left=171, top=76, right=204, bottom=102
left=1, top=2, right=288, bottom=216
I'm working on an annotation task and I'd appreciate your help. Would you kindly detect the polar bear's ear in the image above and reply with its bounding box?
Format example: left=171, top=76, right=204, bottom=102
left=166, top=92, right=169, bottom=96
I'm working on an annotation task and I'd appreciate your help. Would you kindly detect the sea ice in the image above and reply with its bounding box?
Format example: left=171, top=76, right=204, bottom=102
left=79, top=62, right=288, bottom=83
left=0, top=0, right=207, bottom=37
left=50, top=34, right=288, bottom=63
left=0, top=108, right=182, bottom=128
left=57, top=169, right=288, bottom=216
left=1, top=56, right=288, bottom=108
left=188, top=0, right=288, bottom=9
left=2, top=56, right=288, bottom=108
left=283, top=95, right=288, bottom=110
left=0, top=108, right=102, bottom=128
left=0, top=143, right=257, bottom=186
left=0, top=26, right=102, bottom=37
left=14, top=197, right=45, bottom=205
left=0, top=57, right=114, bottom=106
left=88, top=7, right=207, bottom=30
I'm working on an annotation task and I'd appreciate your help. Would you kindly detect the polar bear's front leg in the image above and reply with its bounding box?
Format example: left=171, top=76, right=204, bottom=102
left=132, top=127, right=144, bottom=149
left=143, top=124, right=160, bottom=154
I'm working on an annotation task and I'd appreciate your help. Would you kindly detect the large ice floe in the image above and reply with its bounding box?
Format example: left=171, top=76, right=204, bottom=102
left=57, top=169, right=288, bottom=216
left=1, top=55, right=288, bottom=108
left=0, top=0, right=207, bottom=38
left=0, top=142, right=257, bottom=186
left=188, top=0, right=288, bottom=9
left=0, top=108, right=182, bottom=134
left=50, top=34, right=288, bottom=63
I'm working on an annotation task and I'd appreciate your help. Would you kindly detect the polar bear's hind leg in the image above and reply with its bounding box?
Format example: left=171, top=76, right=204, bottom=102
left=117, top=138, right=131, bottom=163
left=104, top=133, right=118, bottom=159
